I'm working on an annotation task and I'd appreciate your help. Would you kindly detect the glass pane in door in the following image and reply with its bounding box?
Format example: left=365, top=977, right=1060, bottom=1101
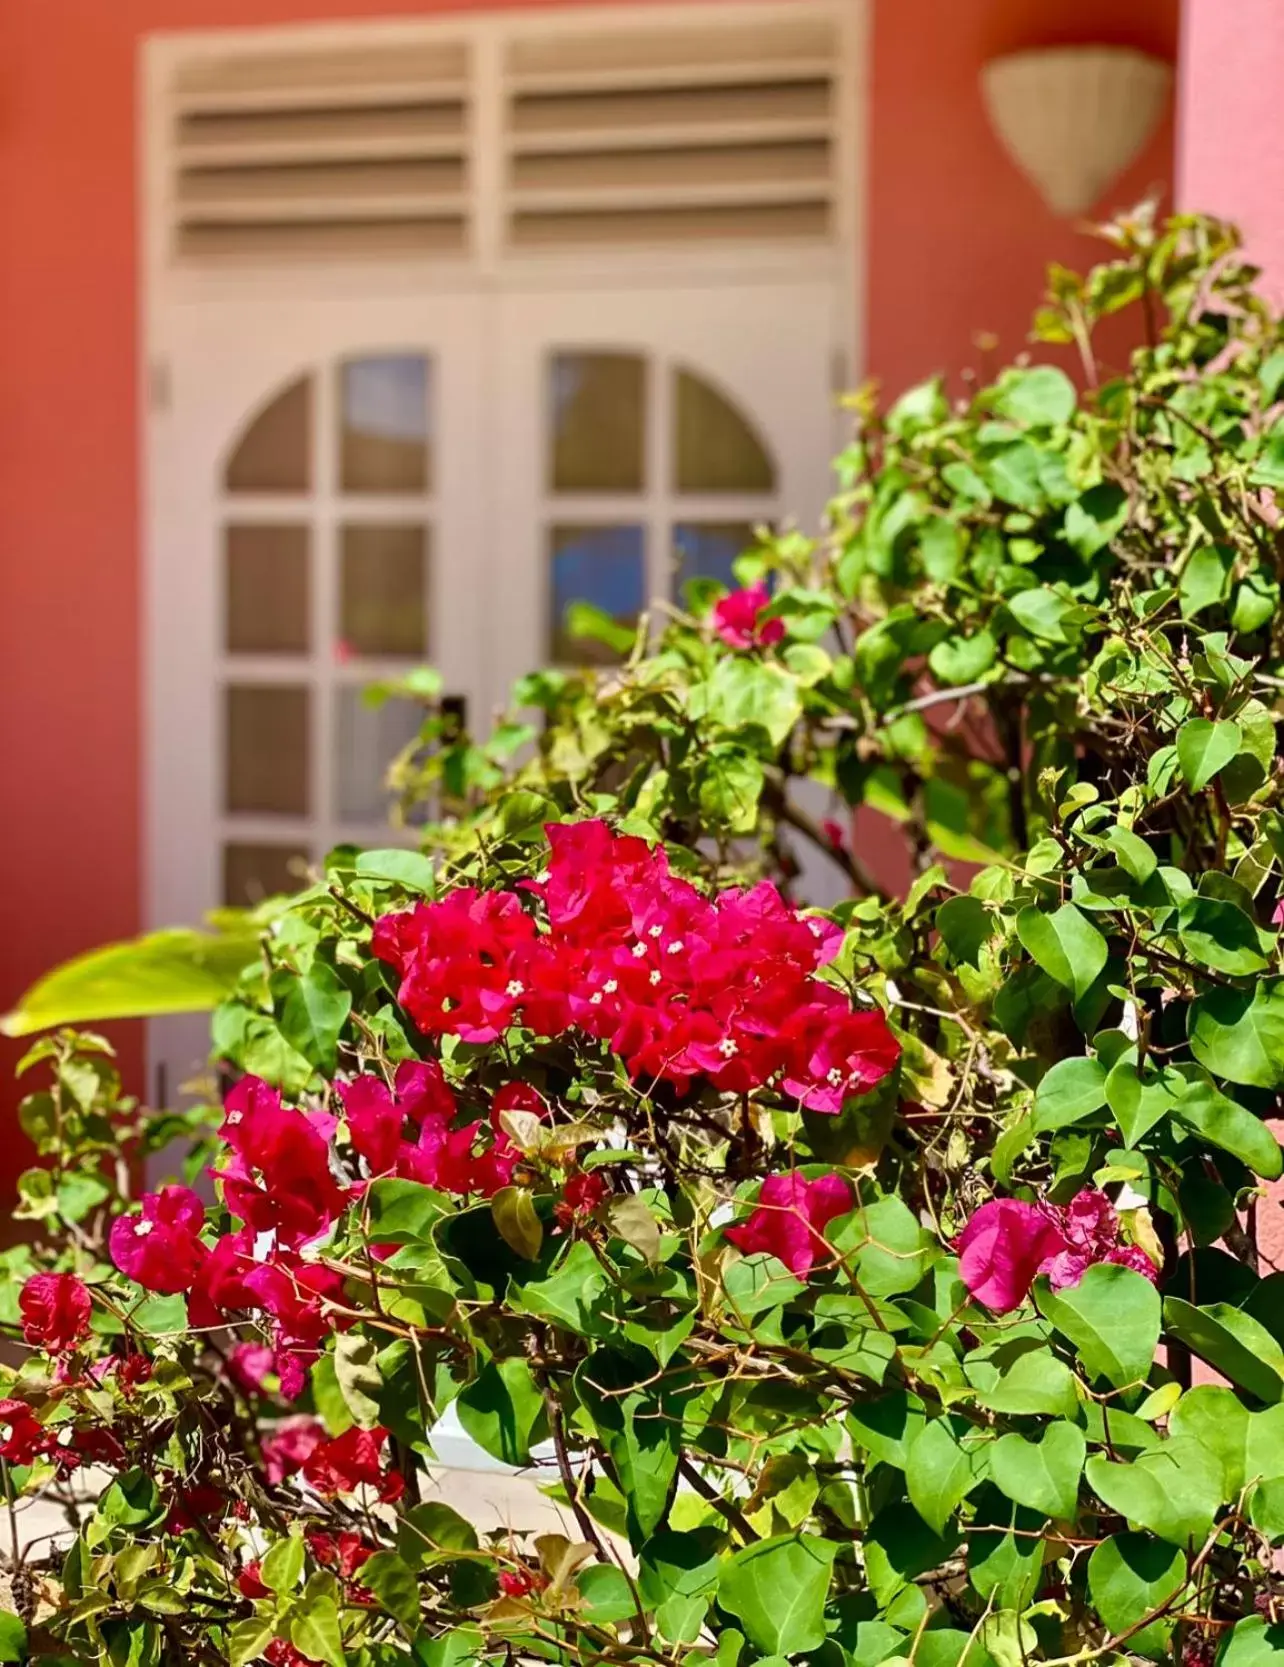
left=225, top=685, right=310, bottom=814
left=225, top=524, right=310, bottom=653
left=548, top=524, right=644, bottom=664
left=671, top=521, right=757, bottom=595
left=674, top=367, right=776, bottom=493
left=223, top=842, right=310, bottom=906
left=339, top=524, right=429, bottom=658
left=340, top=356, right=431, bottom=493
left=225, top=374, right=313, bottom=494
left=548, top=353, right=645, bottom=492
left=333, top=689, right=425, bottom=822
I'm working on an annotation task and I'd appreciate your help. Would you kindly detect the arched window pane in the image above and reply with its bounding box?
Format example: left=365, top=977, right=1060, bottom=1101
left=340, top=523, right=429, bottom=658
left=340, top=355, right=431, bottom=493
left=548, top=523, right=644, bottom=664
left=674, top=367, right=776, bottom=493
left=334, top=689, right=424, bottom=822
left=225, top=374, right=312, bottom=494
left=225, top=685, right=310, bottom=815
left=672, top=521, right=756, bottom=595
left=548, top=353, right=645, bottom=492
left=223, top=843, right=310, bottom=906
left=225, top=524, right=310, bottom=654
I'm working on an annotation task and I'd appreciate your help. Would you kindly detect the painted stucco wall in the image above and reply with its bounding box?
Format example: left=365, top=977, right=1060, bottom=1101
left=0, top=0, right=1176, bottom=1168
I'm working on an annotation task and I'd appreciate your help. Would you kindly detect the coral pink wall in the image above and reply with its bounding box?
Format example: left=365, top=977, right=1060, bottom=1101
left=866, top=0, right=1178, bottom=398
left=0, top=0, right=1176, bottom=1175
left=1178, top=0, right=1284, bottom=302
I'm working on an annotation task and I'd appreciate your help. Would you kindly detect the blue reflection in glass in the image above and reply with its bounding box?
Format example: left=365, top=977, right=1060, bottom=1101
left=671, top=522, right=756, bottom=597
left=549, top=524, right=645, bottom=664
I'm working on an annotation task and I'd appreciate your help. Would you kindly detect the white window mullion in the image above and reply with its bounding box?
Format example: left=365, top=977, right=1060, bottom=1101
left=313, top=361, right=337, bottom=867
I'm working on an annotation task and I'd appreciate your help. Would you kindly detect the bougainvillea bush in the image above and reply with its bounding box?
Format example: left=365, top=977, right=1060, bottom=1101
left=12, top=208, right=1284, bottom=1667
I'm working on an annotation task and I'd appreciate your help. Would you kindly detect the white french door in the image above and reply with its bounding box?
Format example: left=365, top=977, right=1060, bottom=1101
left=146, top=279, right=840, bottom=1100
left=146, top=290, right=487, bottom=1100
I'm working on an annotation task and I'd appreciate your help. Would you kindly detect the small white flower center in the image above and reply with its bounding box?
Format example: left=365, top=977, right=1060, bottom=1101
left=631, top=943, right=647, bottom=959
left=505, top=980, right=524, bottom=998
left=649, top=970, right=661, bottom=986
left=718, top=1039, right=738, bottom=1058
left=589, top=992, right=603, bottom=1006
left=603, top=979, right=618, bottom=995
left=668, top=940, right=684, bottom=955
left=134, top=1220, right=156, bottom=1238
left=226, top=1110, right=243, bottom=1127
left=826, top=1067, right=845, bottom=1087
left=648, top=925, right=663, bottom=938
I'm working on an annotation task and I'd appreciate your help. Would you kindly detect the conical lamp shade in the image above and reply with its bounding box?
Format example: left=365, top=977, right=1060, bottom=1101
left=981, top=45, right=1172, bottom=217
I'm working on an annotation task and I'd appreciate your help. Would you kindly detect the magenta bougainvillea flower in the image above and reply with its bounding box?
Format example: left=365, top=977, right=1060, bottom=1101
left=302, top=1424, right=403, bottom=1502
left=726, top=1172, right=854, bottom=1276
left=371, top=820, right=899, bottom=1116
left=710, top=582, right=785, bottom=650
left=958, top=1189, right=1160, bottom=1313
left=108, top=1185, right=207, bottom=1294
left=19, top=1273, right=91, bottom=1354
left=260, top=1415, right=325, bottom=1484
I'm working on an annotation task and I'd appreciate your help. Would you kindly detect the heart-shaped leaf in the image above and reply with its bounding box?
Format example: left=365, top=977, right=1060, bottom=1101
left=989, top=1422, right=1085, bottom=1520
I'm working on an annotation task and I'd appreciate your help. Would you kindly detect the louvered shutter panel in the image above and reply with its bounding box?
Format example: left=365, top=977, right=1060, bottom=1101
left=169, top=39, right=471, bottom=261
left=502, top=14, right=838, bottom=251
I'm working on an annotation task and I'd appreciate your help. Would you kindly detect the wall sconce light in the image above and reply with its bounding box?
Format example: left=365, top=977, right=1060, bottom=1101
left=981, top=45, right=1173, bottom=217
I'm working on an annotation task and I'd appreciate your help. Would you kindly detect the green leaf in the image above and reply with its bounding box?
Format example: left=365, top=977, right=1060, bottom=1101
left=1105, top=1058, right=1181, bottom=1146
left=1085, top=1437, right=1226, bottom=1546
left=830, top=1195, right=937, bottom=1297
left=1, top=927, right=258, bottom=1036
left=455, top=1359, right=548, bottom=1466
left=260, top=1532, right=306, bottom=1594
left=290, top=1595, right=346, bottom=1667
left=229, top=1620, right=275, bottom=1667
left=576, top=1564, right=636, bottom=1625
left=696, top=749, right=765, bottom=835
left=333, top=1333, right=383, bottom=1431
left=1163, top=1299, right=1284, bottom=1403
left=1032, top=1056, right=1108, bottom=1133
left=605, top=1195, right=662, bottom=1264
left=509, top=1240, right=608, bottom=1334
left=578, top=1352, right=680, bottom=1544
left=566, top=600, right=635, bottom=656
left=354, top=848, right=435, bottom=892
left=1173, top=1078, right=1283, bottom=1179
left=847, top=1392, right=926, bottom=1469
left=716, top=1534, right=836, bottom=1655
left=906, top=1419, right=983, bottom=1533
left=1169, top=1385, right=1251, bottom=1496
left=356, top=1551, right=420, bottom=1629
left=1220, top=1618, right=1284, bottom=1667
left=935, top=896, right=995, bottom=968
left=100, top=1469, right=162, bottom=1529
left=966, top=1487, right=1046, bottom=1609
left=1176, top=718, right=1241, bottom=791
left=1008, top=587, right=1072, bottom=643
left=1189, top=983, right=1284, bottom=1089
left=0, top=1613, right=27, bottom=1665
left=364, top=1180, right=450, bottom=1245
left=990, top=365, right=1077, bottom=427
left=491, top=1187, right=544, bottom=1261
left=972, top=1342, right=1080, bottom=1418
left=1016, top=904, right=1108, bottom=1003
left=1178, top=897, right=1271, bottom=976
left=1087, top=1533, right=1186, bottom=1656
left=988, top=1423, right=1084, bottom=1520
left=701, top=658, right=802, bottom=748
left=638, top=1530, right=721, bottom=1645
left=1103, top=825, right=1157, bottom=884
left=1037, top=1264, right=1160, bottom=1387
left=928, top=632, right=998, bottom=686
left=279, top=960, right=351, bottom=1076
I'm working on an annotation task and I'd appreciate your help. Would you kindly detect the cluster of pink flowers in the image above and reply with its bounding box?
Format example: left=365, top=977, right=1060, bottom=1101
left=710, top=582, right=784, bottom=651
left=373, top=820, right=900, bottom=1114
left=957, top=1189, right=1159, bottom=1313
